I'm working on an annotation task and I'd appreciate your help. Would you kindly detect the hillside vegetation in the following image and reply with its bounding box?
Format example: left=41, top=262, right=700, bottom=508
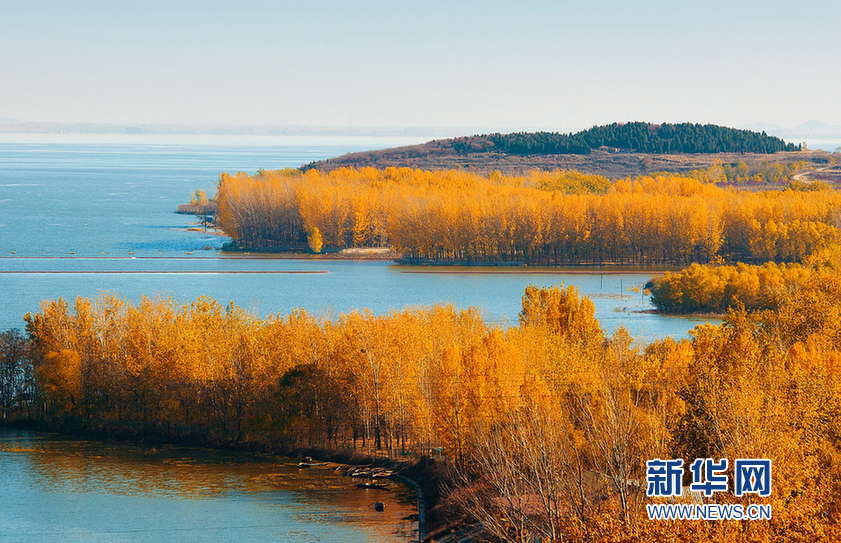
left=302, top=122, right=827, bottom=177
left=470, top=122, right=799, bottom=155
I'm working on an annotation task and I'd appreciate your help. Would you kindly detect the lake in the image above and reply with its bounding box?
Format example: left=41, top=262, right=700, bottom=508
left=0, top=135, right=716, bottom=341
left=0, top=427, right=417, bottom=543
left=0, top=135, right=719, bottom=542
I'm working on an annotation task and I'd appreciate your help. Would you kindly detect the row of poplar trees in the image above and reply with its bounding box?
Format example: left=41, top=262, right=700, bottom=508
left=1, top=274, right=839, bottom=540
left=216, top=166, right=841, bottom=266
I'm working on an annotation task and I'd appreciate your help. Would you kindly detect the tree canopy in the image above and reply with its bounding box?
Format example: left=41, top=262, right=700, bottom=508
left=478, top=122, right=800, bottom=155
left=216, top=166, right=840, bottom=266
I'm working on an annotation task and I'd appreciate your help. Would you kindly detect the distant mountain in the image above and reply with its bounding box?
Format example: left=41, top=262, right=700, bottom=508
left=790, top=120, right=841, bottom=137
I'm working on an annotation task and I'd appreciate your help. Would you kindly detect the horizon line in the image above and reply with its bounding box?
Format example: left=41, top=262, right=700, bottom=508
left=1, top=119, right=839, bottom=139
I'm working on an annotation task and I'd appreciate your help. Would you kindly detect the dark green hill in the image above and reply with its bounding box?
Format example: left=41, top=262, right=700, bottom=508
left=468, top=122, right=798, bottom=155
left=303, top=122, right=811, bottom=177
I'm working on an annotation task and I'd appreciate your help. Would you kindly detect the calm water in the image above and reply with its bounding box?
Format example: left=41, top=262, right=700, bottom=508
left=0, top=428, right=417, bottom=543
left=0, top=137, right=716, bottom=542
left=0, top=137, right=717, bottom=340
left=797, top=137, right=841, bottom=153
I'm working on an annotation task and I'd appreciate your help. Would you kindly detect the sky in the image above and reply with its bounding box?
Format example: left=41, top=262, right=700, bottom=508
left=1, top=0, right=839, bottom=133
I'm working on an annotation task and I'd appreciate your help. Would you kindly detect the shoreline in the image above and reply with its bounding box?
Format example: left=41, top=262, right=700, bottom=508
left=1, top=419, right=435, bottom=541
left=219, top=247, right=401, bottom=261
left=2, top=252, right=679, bottom=276
left=217, top=250, right=684, bottom=274
left=635, top=308, right=726, bottom=319
left=398, top=268, right=665, bottom=275
left=219, top=252, right=399, bottom=261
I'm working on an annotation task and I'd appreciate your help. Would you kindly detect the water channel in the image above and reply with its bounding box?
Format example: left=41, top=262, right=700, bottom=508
left=0, top=427, right=418, bottom=542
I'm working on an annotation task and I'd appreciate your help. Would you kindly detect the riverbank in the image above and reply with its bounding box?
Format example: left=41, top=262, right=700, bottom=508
left=397, top=266, right=671, bottom=275
left=217, top=250, right=685, bottom=274
left=1, top=419, right=448, bottom=542
left=220, top=246, right=401, bottom=260
left=635, top=308, right=726, bottom=319
left=0, top=425, right=421, bottom=543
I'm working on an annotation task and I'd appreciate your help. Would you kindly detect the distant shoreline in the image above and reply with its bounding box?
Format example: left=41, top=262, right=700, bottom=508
left=397, top=267, right=668, bottom=275
left=220, top=247, right=401, bottom=260
left=635, top=308, right=725, bottom=319
left=217, top=250, right=683, bottom=273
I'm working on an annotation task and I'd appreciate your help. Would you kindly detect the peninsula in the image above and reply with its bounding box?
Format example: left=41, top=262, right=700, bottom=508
left=302, top=122, right=837, bottom=178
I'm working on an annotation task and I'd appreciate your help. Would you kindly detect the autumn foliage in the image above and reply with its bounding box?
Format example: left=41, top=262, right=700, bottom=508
left=1, top=277, right=839, bottom=540
left=216, top=166, right=841, bottom=266
left=649, top=247, right=841, bottom=313
left=650, top=261, right=813, bottom=313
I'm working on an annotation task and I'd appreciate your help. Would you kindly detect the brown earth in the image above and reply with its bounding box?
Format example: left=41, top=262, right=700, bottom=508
left=306, top=146, right=838, bottom=179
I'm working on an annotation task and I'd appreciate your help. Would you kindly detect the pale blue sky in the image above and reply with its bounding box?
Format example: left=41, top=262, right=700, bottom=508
left=1, top=0, right=838, bottom=132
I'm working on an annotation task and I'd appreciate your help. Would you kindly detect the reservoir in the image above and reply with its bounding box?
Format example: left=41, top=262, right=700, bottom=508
left=0, top=136, right=717, bottom=340
left=0, top=135, right=719, bottom=541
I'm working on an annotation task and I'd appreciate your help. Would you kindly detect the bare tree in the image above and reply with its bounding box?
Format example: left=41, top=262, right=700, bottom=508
left=451, top=397, right=598, bottom=542
left=0, top=329, right=34, bottom=419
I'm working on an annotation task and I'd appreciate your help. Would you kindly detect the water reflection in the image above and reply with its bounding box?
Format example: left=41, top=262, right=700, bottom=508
left=0, top=428, right=417, bottom=542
